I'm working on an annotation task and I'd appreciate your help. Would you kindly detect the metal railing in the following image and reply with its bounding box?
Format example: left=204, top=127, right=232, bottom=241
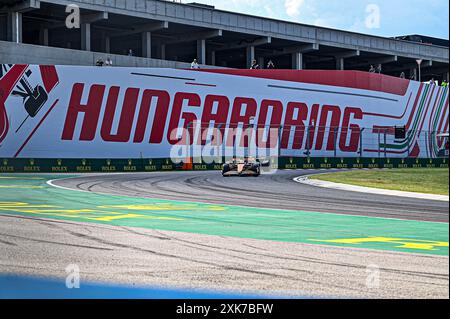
left=175, top=122, right=449, bottom=160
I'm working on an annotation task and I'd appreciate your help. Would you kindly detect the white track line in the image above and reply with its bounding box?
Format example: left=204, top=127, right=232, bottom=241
left=294, top=175, right=449, bottom=202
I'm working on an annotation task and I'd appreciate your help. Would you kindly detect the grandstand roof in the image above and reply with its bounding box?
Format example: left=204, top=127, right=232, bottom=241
left=0, top=0, right=448, bottom=80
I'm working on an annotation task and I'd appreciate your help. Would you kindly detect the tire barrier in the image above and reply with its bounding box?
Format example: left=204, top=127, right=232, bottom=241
left=0, top=157, right=447, bottom=173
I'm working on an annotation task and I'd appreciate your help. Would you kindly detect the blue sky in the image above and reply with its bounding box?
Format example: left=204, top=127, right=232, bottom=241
left=187, top=0, right=449, bottom=39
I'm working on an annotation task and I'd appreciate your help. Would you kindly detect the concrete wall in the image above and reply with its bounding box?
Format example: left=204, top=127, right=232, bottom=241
left=0, top=40, right=220, bottom=68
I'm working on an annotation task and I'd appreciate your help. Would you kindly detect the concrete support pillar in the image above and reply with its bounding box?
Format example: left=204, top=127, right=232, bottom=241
left=409, top=68, right=417, bottom=81
left=81, top=23, right=91, bottom=51
left=105, top=36, right=110, bottom=53
left=39, top=28, right=49, bottom=46
left=196, top=39, right=206, bottom=64
left=292, top=52, right=304, bottom=70
left=160, top=44, right=166, bottom=60
left=336, top=57, right=345, bottom=70
left=142, top=31, right=152, bottom=58
left=246, top=46, right=255, bottom=68
left=258, top=57, right=265, bottom=69
left=211, top=50, right=216, bottom=66
left=7, top=12, right=22, bottom=43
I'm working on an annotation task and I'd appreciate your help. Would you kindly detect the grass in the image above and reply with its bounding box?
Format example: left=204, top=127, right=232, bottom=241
left=311, top=168, right=449, bottom=196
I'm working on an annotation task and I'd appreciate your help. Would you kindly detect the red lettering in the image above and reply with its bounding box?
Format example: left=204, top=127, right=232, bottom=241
left=100, top=87, right=139, bottom=142
left=133, top=89, right=170, bottom=144
left=62, top=83, right=105, bottom=141
left=281, top=102, right=308, bottom=149
left=60, top=83, right=365, bottom=157
left=315, top=105, right=341, bottom=151
left=167, top=92, right=200, bottom=145
left=199, top=95, right=230, bottom=145
left=306, top=104, right=319, bottom=150
left=339, top=107, right=363, bottom=152
left=256, top=99, right=283, bottom=148
left=227, top=97, right=257, bottom=147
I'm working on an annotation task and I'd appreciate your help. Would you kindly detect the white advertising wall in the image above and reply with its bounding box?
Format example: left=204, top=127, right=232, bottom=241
left=0, top=65, right=448, bottom=158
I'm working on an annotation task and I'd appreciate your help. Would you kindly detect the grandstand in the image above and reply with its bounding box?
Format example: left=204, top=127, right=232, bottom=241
left=0, top=0, right=448, bottom=81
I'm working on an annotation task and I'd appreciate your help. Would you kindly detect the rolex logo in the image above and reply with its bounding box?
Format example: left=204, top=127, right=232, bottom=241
left=29, top=159, right=35, bottom=166
left=416, top=159, right=419, bottom=164
left=357, top=158, right=360, bottom=164
left=57, top=159, right=62, bottom=166
left=3, top=159, right=7, bottom=166
left=166, top=159, right=169, bottom=165
left=107, top=159, right=111, bottom=166
left=340, top=158, right=344, bottom=163
left=307, top=157, right=311, bottom=164
left=324, top=158, right=328, bottom=163
left=149, top=160, right=153, bottom=165
left=128, top=159, right=132, bottom=166
left=371, top=158, right=375, bottom=164
left=401, top=159, right=405, bottom=164
left=289, top=157, right=293, bottom=164
left=82, top=159, right=87, bottom=166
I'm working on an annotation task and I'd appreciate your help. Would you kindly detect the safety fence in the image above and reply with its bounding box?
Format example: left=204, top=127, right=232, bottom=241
left=161, top=123, right=449, bottom=159
left=0, top=157, right=447, bottom=173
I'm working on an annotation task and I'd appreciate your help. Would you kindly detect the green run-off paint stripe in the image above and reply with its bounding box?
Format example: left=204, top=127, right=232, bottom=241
left=0, top=175, right=448, bottom=256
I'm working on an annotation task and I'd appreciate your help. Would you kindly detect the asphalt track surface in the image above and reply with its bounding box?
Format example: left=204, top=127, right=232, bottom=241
left=54, top=170, right=449, bottom=223
left=1, top=170, right=448, bottom=298
left=1, top=213, right=448, bottom=299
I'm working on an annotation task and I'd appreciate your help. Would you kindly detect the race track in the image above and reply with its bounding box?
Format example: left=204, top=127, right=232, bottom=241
left=1, top=170, right=448, bottom=299
left=53, top=170, right=449, bottom=222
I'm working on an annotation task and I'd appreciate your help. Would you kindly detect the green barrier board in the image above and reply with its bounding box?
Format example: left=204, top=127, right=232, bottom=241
left=2, top=157, right=446, bottom=173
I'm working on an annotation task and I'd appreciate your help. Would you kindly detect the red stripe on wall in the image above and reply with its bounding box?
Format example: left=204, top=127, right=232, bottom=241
left=39, top=65, right=59, bottom=93
left=0, top=64, right=28, bottom=143
left=428, top=88, right=444, bottom=133
left=190, top=69, right=410, bottom=96
left=418, top=86, right=436, bottom=133
left=14, top=99, right=59, bottom=158
left=371, top=84, right=424, bottom=135
left=404, top=84, right=425, bottom=130
left=437, top=96, right=449, bottom=133
left=363, top=92, right=413, bottom=119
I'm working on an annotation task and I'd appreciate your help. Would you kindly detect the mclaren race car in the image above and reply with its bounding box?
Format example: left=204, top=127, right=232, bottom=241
left=222, top=158, right=269, bottom=177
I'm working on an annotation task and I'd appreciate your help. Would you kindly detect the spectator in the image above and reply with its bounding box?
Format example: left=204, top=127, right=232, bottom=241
left=250, top=59, right=260, bottom=69
left=375, top=64, right=382, bottom=74
left=191, top=58, right=200, bottom=69
left=369, top=65, right=376, bottom=73
left=267, top=60, right=275, bottom=69
left=105, top=57, right=113, bottom=67
left=400, top=72, right=405, bottom=79
left=128, top=49, right=134, bottom=56
left=95, top=58, right=104, bottom=67
left=430, top=78, right=436, bottom=85
left=441, top=80, right=448, bottom=87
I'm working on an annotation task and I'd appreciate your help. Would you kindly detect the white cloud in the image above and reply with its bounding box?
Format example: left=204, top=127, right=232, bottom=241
left=185, top=0, right=449, bottom=39
left=285, top=0, right=305, bottom=17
